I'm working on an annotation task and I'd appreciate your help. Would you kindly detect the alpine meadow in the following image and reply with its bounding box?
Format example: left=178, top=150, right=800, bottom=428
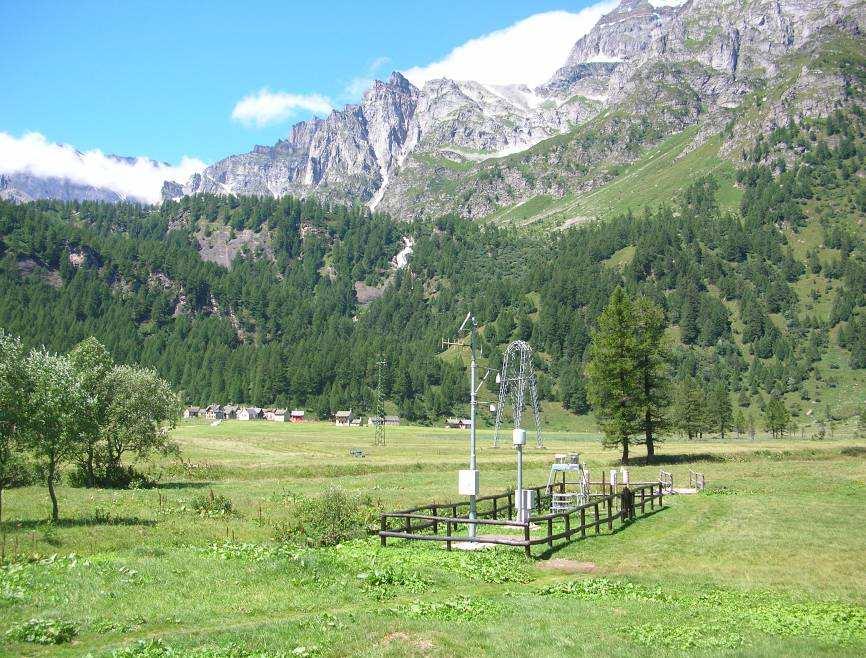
left=2, top=1, right=866, bottom=656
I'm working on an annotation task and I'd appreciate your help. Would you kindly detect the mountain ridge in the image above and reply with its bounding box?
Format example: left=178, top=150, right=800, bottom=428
left=3, top=0, right=865, bottom=225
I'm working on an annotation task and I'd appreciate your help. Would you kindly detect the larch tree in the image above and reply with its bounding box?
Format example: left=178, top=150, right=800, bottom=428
left=765, top=396, right=790, bottom=439
left=586, top=287, right=643, bottom=465
left=633, top=296, right=671, bottom=460
left=672, top=377, right=709, bottom=440
left=708, top=381, right=733, bottom=439
left=734, top=408, right=746, bottom=439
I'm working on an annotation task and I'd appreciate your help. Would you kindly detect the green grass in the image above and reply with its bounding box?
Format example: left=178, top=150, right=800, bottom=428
left=2, top=420, right=866, bottom=656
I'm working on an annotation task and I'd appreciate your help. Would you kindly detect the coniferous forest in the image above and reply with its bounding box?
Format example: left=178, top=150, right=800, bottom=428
left=1, top=108, right=866, bottom=430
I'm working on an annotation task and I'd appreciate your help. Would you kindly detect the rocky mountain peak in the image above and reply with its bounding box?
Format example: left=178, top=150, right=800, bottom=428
left=158, top=0, right=865, bottom=222
left=539, top=0, right=680, bottom=97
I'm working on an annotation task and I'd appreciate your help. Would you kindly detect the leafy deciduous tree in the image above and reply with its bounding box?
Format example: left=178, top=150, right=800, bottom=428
left=19, top=349, right=85, bottom=522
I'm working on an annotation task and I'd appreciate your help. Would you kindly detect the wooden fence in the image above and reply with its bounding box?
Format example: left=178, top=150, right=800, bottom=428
left=379, top=482, right=664, bottom=558
left=688, top=469, right=706, bottom=490
left=659, top=469, right=673, bottom=493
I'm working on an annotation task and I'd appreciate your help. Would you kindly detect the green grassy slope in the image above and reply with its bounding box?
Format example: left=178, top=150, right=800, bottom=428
left=486, top=128, right=741, bottom=229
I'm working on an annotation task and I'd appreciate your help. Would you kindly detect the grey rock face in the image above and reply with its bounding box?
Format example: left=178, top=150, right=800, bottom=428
left=169, top=0, right=865, bottom=220
left=180, top=71, right=599, bottom=209
left=541, top=0, right=679, bottom=98
left=181, top=73, right=419, bottom=205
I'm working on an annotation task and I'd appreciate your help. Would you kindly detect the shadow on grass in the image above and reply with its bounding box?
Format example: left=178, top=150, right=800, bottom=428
left=535, top=505, right=670, bottom=560
left=152, top=481, right=214, bottom=490
left=638, top=453, right=726, bottom=466
left=2, top=516, right=157, bottom=531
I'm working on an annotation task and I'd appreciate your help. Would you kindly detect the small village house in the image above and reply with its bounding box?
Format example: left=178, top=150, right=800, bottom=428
left=183, top=406, right=201, bottom=419
left=335, top=410, right=354, bottom=427
left=205, top=404, right=225, bottom=420
left=272, top=409, right=287, bottom=422
left=238, top=406, right=263, bottom=421
left=223, top=405, right=238, bottom=420
left=263, top=408, right=277, bottom=421
left=446, top=418, right=472, bottom=429
left=290, top=410, right=305, bottom=423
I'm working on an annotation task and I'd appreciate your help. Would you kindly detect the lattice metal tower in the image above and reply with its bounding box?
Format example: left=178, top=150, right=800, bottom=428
left=493, top=340, right=543, bottom=448
left=373, top=358, right=386, bottom=446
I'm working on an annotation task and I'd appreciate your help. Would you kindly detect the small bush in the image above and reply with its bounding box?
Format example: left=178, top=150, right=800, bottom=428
left=5, top=618, right=77, bottom=644
left=190, top=490, right=233, bottom=516
left=273, top=487, right=380, bottom=547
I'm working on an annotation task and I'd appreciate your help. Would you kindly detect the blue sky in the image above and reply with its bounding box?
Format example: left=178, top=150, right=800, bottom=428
left=1, top=0, right=611, bottom=164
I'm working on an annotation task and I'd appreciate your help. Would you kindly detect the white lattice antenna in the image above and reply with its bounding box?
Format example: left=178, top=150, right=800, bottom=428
left=493, top=340, right=543, bottom=448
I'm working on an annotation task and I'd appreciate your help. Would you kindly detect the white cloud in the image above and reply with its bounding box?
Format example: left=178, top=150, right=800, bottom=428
left=342, top=56, right=392, bottom=101
left=0, top=132, right=206, bottom=204
left=402, top=2, right=618, bottom=88
left=231, top=89, right=333, bottom=127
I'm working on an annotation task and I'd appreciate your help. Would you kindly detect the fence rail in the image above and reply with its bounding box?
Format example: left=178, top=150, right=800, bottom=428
left=379, top=482, right=664, bottom=557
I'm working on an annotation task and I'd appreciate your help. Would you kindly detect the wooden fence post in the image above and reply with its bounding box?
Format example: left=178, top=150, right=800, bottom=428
left=580, top=508, right=586, bottom=539
left=492, top=497, right=498, bottom=519
left=508, top=492, right=513, bottom=519
left=640, top=488, right=646, bottom=514
left=606, top=497, right=613, bottom=531
left=594, top=502, right=600, bottom=535
left=431, top=505, right=438, bottom=534
left=659, top=483, right=663, bottom=507
left=380, top=515, right=387, bottom=547
left=446, top=521, right=452, bottom=551
left=547, top=518, right=553, bottom=549
left=565, top=511, right=571, bottom=538
left=524, top=523, right=531, bottom=558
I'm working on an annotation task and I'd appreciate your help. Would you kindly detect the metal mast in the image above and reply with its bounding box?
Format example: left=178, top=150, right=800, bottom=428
left=493, top=340, right=543, bottom=448
left=443, top=312, right=487, bottom=539
left=373, top=358, right=386, bottom=446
